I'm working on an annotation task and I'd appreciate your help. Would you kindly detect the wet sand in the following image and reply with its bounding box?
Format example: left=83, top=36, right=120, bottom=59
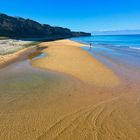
left=0, top=40, right=140, bottom=140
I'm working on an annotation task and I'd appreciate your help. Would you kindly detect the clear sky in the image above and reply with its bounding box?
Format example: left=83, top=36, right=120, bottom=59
left=0, top=0, right=140, bottom=32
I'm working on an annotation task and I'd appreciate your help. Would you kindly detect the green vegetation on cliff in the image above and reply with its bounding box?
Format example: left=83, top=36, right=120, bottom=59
left=0, top=13, right=91, bottom=39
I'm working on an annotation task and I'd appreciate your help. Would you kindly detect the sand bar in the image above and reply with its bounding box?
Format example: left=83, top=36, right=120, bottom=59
left=32, top=39, right=120, bottom=87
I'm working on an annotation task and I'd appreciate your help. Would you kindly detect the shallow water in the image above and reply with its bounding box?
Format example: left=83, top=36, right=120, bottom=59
left=72, top=35, right=140, bottom=82
left=73, top=35, right=140, bottom=74
left=0, top=52, right=103, bottom=139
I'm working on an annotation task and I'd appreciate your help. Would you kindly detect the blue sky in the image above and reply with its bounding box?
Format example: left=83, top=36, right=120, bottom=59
left=0, top=0, right=140, bottom=32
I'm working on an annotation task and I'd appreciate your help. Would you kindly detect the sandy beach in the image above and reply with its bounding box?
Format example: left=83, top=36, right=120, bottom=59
left=0, top=39, right=140, bottom=140
left=32, top=40, right=119, bottom=87
left=0, top=39, right=37, bottom=68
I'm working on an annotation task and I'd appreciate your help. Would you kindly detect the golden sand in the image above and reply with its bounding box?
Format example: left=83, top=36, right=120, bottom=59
left=32, top=40, right=119, bottom=87
left=0, top=40, right=139, bottom=140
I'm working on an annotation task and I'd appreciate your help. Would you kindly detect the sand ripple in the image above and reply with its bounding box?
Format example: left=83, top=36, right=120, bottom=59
left=36, top=94, right=139, bottom=140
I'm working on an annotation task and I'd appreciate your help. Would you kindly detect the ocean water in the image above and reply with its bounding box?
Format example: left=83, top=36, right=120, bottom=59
left=72, top=35, right=140, bottom=51
left=72, top=35, right=140, bottom=71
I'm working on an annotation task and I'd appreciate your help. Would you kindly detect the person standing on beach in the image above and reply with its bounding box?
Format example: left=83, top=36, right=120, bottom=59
left=89, top=43, right=92, bottom=48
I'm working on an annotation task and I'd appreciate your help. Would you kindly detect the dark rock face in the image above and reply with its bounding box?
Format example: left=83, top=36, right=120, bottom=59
left=0, top=13, right=91, bottom=38
left=72, top=31, right=91, bottom=37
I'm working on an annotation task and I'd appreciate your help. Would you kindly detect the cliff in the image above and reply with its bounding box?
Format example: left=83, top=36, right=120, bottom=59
left=0, top=13, right=91, bottom=38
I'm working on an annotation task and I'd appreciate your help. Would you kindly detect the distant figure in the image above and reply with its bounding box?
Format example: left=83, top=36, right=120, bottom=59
left=89, top=43, right=92, bottom=48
